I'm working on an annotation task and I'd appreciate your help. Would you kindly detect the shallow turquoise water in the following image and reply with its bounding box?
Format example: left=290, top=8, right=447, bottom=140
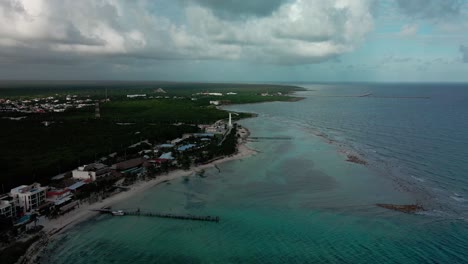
left=43, top=84, right=468, bottom=263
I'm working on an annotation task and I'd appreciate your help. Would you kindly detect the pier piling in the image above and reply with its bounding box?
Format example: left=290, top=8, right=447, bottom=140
left=91, top=209, right=220, bottom=223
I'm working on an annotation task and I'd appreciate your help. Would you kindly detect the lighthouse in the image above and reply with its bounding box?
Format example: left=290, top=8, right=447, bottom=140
left=228, top=113, right=232, bottom=128
left=95, top=102, right=100, bottom=119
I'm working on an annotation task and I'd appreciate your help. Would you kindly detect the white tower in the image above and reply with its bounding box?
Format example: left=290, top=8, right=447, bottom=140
left=95, top=102, right=100, bottom=119
left=228, top=113, right=232, bottom=128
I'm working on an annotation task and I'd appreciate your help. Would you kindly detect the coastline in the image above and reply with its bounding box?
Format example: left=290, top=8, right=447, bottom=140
left=46, top=137, right=255, bottom=236
left=22, top=126, right=256, bottom=263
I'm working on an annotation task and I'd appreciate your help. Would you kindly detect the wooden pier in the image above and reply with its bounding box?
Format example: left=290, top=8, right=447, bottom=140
left=248, top=136, right=292, bottom=140
left=91, top=209, right=220, bottom=223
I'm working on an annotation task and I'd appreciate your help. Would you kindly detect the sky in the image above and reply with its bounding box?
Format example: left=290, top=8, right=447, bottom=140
left=1, top=0, right=468, bottom=82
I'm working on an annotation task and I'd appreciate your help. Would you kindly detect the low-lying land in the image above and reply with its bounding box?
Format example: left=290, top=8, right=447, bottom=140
left=0, top=81, right=303, bottom=263
left=0, top=123, right=256, bottom=264
left=0, top=81, right=304, bottom=189
left=0, top=80, right=304, bottom=101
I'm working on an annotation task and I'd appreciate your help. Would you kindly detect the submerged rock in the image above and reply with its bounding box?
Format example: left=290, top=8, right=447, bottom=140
left=376, top=203, right=425, bottom=214
left=346, top=154, right=368, bottom=165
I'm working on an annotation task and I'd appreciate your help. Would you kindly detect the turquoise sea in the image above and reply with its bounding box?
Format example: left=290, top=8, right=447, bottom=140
left=43, top=83, right=468, bottom=263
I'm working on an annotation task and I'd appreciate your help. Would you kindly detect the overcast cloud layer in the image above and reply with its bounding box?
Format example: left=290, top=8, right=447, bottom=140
left=0, top=0, right=374, bottom=65
left=0, top=0, right=468, bottom=81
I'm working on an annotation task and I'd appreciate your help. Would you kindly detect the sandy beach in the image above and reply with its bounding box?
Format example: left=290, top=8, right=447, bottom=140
left=18, top=126, right=255, bottom=264
left=37, top=127, right=255, bottom=238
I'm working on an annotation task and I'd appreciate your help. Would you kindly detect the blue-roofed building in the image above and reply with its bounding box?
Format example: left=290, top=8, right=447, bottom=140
left=177, top=144, right=196, bottom=151
left=158, top=143, right=174, bottom=148
left=159, top=152, right=174, bottom=160
left=67, top=181, right=86, bottom=191
left=155, top=152, right=175, bottom=164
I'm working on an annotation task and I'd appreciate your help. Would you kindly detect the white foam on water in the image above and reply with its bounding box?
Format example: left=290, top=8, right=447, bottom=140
left=411, top=175, right=425, bottom=182
left=450, top=195, right=466, bottom=202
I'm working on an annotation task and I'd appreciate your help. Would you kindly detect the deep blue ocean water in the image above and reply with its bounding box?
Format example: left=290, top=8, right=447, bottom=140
left=43, top=83, right=468, bottom=263
left=284, top=83, right=468, bottom=218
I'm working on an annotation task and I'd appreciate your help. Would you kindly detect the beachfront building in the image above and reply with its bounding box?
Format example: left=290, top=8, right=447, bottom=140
left=127, top=94, right=146, bottom=98
left=72, top=163, right=111, bottom=182
left=154, top=152, right=175, bottom=164
left=157, top=143, right=174, bottom=149
left=46, top=188, right=74, bottom=210
left=0, top=200, right=16, bottom=218
left=10, top=183, right=47, bottom=212
left=46, top=188, right=71, bottom=201
left=205, top=124, right=227, bottom=134
left=177, top=144, right=196, bottom=152
left=112, top=157, right=149, bottom=175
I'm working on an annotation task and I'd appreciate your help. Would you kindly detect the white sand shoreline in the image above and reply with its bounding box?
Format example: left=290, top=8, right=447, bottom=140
left=19, top=126, right=256, bottom=264
left=38, top=127, right=255, bottom=238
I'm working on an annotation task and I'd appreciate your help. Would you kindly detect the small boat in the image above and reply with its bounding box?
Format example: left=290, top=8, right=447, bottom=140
left=112, top=210, right=125, bottom=216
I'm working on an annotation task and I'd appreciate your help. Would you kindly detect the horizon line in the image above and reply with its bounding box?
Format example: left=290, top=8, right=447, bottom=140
left=0, top=80, right=468, bottom=85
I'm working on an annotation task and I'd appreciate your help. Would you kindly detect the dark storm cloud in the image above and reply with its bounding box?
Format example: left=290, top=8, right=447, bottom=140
left=396, top=0, right=463, bottom=19
left=48, top=22, right=105, bottom=46
left=460, top=45, right=468, bottom=63
left=183, top=0, right=288, bottom=19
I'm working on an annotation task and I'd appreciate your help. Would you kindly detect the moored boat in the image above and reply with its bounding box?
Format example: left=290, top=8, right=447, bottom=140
left=112, top=210, right=125, bottom=216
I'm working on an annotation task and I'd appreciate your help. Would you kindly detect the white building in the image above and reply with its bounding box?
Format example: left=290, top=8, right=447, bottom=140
left=209, top=100, right=220, bottom=105
left=72, top=163, right=110, bottom=181
left=10, top=183, right=47, bottom=212
left=228, top=113, right=232, bottom=128
left=127, top=94, right=146, bottom=98
left=0, top=199, right=15, bottom=218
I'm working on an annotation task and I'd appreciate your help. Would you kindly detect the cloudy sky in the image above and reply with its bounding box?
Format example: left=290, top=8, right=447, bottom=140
left=1, top=0, right=468, bottom=82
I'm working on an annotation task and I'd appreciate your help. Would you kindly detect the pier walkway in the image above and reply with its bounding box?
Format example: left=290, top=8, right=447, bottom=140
left=248, top=136, right=292, bottom=140
left=91, top=209, right=220, bottom=223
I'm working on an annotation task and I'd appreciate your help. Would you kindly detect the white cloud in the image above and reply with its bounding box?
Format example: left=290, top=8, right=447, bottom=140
left=399, top=24, right=419, bottom=37
left=0, top=0, right=376, bottom=66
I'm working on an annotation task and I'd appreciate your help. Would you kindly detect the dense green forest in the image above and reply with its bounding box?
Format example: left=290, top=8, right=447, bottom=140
left=0, top=81, right=304, bottom=101
left=0, top=81, right=304, bottom=190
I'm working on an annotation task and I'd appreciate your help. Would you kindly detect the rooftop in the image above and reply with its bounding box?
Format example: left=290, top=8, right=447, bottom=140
left=0, top=200, right=12, bottom=209
left=10, top=183, right=45, bottom=194
left=158, top=144, right=174, bottom=148
left=82, top=163, right=108, bottom=171
left=54, top=196, right=73, bottom=206
left=159, top=152, right=174, bottom=160
left=113, top=158, right=144, bottom=171
left=68, top=181, right=86, bottom=191
left=51, top=173, right=67, bottom=181
left=177, top=144, right=196, bottom=151
left=193, top=133, right=215, bottom=137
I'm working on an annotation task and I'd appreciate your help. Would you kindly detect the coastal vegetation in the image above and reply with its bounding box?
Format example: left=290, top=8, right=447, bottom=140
left=0, top=81, right=303, bottom=189
left=0, top=81, right=304, bottom=101
left=0, top=119, right=197, bottom=188
left=0, top=234, right=40, bottom=264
